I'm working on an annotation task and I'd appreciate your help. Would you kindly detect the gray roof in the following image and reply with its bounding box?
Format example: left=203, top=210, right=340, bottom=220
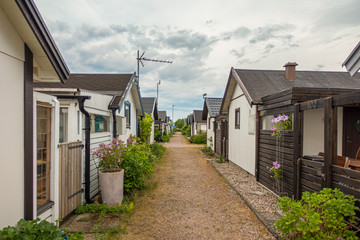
left=34, top=73, right=136, bottom=109
left=158, top=111, right=167, bottom=122
left=193, top=110, right=205, bottom=123
left=141, top=97, right=158, bottom=119
left=235, top=69, right=360, bottom=103
left=34, top=73, right=134, bottom=93
left=343, top=41, right=360, bottom=76
left=202, top=97, right=222, bottom=119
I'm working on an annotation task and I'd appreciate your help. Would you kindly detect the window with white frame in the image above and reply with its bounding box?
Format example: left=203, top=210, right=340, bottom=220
left=59, top=107, right=68, bottom=143
left=36, top=104, right=52, bottom=209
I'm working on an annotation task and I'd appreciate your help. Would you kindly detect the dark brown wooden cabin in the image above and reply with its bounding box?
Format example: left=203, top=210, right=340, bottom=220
left=257, top=87, right=360, bottom=202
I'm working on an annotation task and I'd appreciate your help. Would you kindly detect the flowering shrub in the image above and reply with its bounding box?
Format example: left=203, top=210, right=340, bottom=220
left=92, top=138, right=125, bottom=172
left=269, top=161, right=282, bottom=179
left=271, top=114, right=292, bottom=139
left=275, top=188, right=359, bottom=239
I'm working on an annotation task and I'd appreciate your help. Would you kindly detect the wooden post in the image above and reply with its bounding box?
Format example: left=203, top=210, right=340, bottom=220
left=293, top=104, right=301, bottom=199
left=324, top=97, right=336, bottom=188
left=255, top=105, right=260, bottom=181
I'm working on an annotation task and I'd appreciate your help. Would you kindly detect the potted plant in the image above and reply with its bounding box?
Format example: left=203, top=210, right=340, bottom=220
left=92, top=138, right=125, bottom=206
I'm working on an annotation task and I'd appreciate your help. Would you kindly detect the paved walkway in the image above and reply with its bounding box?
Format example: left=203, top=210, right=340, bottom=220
left=120, top=133, right=274, bottom=240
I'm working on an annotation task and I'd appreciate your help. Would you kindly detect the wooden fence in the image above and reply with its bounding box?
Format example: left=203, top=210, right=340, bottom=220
left=59, top=141, right=83, bottom=219
left=258, top=130, right=294, bottom=196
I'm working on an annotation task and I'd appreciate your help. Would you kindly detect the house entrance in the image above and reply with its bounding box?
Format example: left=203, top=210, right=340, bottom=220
left=343, top=107, right=360, bottom=158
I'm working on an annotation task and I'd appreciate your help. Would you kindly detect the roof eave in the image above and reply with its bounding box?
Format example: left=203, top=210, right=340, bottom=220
left=343, top=41, right=360, bottom=77
left=16, top=0, right=70, bottom=83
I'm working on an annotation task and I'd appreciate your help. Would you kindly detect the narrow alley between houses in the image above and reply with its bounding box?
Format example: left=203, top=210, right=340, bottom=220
left=118, top=133, right=274, bottom=240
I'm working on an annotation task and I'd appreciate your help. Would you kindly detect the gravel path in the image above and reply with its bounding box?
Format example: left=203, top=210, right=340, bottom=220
left=119, top=133, right=275, bottom=240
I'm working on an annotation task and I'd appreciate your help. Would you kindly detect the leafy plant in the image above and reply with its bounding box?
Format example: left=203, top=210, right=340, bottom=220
left=271, top=114, right=292, bottom=139
left=150, top=143, right=166, bottom=160
left=202, top=145, right=214, bottom=157
left=181, top=125, right=191, bottom=137
left=75, top=202, right=133, bottom=215
left=139, top=113, right=154, bottom=143
left=154, top=128, right=162, bottom=142
left=92, top=138, right=125, bottom=172
left=216, top=154, right=225, bottom=163
left=161, top=134, right=170, bottom=142
left=189, top=131, right=207, bottom=144
left=120, top=142, right=154, bottom=194
left=0, top=218, right=84, bottom=240
left=275, top=188, right=359, bottom=239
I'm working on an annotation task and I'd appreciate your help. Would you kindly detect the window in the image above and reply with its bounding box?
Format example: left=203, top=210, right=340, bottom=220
left=90, top=114, right=110, bottom=133
left=235, top=108, right=240, bottom=129
left=208, top=118, right=211, bottom=129
left=125, top=101, right=131, bottom=128
left=59, top=107, right=68, bottom=143
left=36, top=104, right=51, bottom=209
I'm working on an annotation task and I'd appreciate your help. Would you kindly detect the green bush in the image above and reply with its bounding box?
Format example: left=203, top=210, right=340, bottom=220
left=154, top=128, right=162, bottom=142
left=150, top=143, right=166, bottom=160
left=189, top=131, right=207, bottom=144
left=275, top=188, right=359, bottom=240
left=0, top=218, right=83, bottom=240
left=202, top=145, right=214, bottom=157
left=120, top=142, right=154, bottom=194
left=161, top=134, right=170, bottom=142
left=139, top=113, right=154, bottom=143
left=181, top=125, right=190, bottom=137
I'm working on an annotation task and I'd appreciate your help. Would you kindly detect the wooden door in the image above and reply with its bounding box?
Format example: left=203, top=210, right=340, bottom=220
left=221, top=119, right=229, bottom=160
left=343, top=107, right=360, bottom=158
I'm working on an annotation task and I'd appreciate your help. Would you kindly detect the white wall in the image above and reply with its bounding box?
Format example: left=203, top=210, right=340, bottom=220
left=303, top=107, right=343, bottom=156
left=117, top=85, right=138, bottom=142
left=228, top=83, right=256, bottom=175
left=0, top=7, right=25, bottom=228
left=206, top=113, right=215, bottom=150
left=150, top=121, right=155, bottom=144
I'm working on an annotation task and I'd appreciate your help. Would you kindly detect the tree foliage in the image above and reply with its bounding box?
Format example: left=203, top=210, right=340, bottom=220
left=139, top=113, right=154, bottom=143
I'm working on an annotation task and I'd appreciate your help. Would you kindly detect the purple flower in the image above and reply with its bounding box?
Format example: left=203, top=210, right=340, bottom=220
left=273, top=161, right=281, bottom=169
left=271, top=127, right=276, bottom=131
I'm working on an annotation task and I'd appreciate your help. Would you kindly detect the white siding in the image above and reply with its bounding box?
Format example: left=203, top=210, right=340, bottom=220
left=150, top=121, right=155, bottom=144
left=228, top=84, right=256, bottom=175
left=118, top=86, right=138, bottom=142
left=303, top=107, right=343, bottom=156
left=0, top=8, right=25, bottom=228
left=206, top=114, right=216, bottom=150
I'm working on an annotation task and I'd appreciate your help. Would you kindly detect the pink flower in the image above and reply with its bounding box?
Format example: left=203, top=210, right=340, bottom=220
left=271, top=127, right=276, bottom=131
left=273, top=161, right=281, bottom=169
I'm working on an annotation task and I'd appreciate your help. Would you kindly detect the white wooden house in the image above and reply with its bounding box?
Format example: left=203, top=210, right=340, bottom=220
left=192, top=110, right=206, bottom=135
left=0, top=0, right=70, bottom=228
left=219, top=64, right=360, bottom=189
left=202, top=97, right=222, bottom=150
left=34, top=73, right=144, bottom=211
left=141, top=97, right=159, bottom=143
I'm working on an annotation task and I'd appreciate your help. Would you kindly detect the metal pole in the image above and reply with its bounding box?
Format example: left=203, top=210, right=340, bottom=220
left=137, top=50, right=139, bottom=85
left=157, top=80, right=161, bottom=103
left=172, top=105, right=175, bottom=121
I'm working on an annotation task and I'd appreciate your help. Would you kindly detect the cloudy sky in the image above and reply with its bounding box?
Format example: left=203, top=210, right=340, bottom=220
left=34, top=0, right=359, bottom=120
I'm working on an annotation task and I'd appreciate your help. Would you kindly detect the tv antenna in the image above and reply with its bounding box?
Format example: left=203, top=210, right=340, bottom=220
left=136, top=50, right=172, bottom=85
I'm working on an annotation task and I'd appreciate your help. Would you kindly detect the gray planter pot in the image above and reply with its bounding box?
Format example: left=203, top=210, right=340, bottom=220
left=99, top=169, right=124, bottom=206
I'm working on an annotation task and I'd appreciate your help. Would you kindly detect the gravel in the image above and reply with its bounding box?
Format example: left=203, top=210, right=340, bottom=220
left=203, top=152, right=282, bottom=239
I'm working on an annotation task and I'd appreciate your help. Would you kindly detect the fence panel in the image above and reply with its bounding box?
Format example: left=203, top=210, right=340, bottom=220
left=59, top=141, right=83, bottom=219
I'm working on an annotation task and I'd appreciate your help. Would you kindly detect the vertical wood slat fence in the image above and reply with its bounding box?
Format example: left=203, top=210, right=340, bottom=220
left=59, top=141, right=83, bottom=219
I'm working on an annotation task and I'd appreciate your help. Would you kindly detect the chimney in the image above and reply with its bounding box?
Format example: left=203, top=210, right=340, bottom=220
left=283, top=62, right=298, bottom=81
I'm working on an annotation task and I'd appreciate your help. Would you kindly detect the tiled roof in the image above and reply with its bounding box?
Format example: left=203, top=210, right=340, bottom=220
left=193, top=110, right=205, bottom=123
left=235, top=69, right=360, bottom=103
left=34, top=73, right=134, bottom=93
left=142, top=97, right=156, bottom=114
left=205, top=98, right=222, bottom=118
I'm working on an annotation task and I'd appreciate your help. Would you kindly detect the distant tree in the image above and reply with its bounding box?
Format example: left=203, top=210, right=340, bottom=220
left=175, top=119, right=185, bottom=129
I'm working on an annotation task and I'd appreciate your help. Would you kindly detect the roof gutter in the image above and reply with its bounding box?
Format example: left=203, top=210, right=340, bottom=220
left=56, top=95, right=93, bottom=204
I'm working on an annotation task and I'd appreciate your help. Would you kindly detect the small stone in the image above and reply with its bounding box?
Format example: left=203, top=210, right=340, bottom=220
left=250, top=191, right=265, bottom=196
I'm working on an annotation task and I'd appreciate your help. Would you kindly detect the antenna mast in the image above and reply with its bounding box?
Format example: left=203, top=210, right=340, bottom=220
left=136, top=50, right=172, bottom=86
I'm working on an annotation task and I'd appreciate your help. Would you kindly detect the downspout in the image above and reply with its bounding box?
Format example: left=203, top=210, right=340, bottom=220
left=111, top=108, right=117, bottom=139
left=78, top=96, right=93, bottom=204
